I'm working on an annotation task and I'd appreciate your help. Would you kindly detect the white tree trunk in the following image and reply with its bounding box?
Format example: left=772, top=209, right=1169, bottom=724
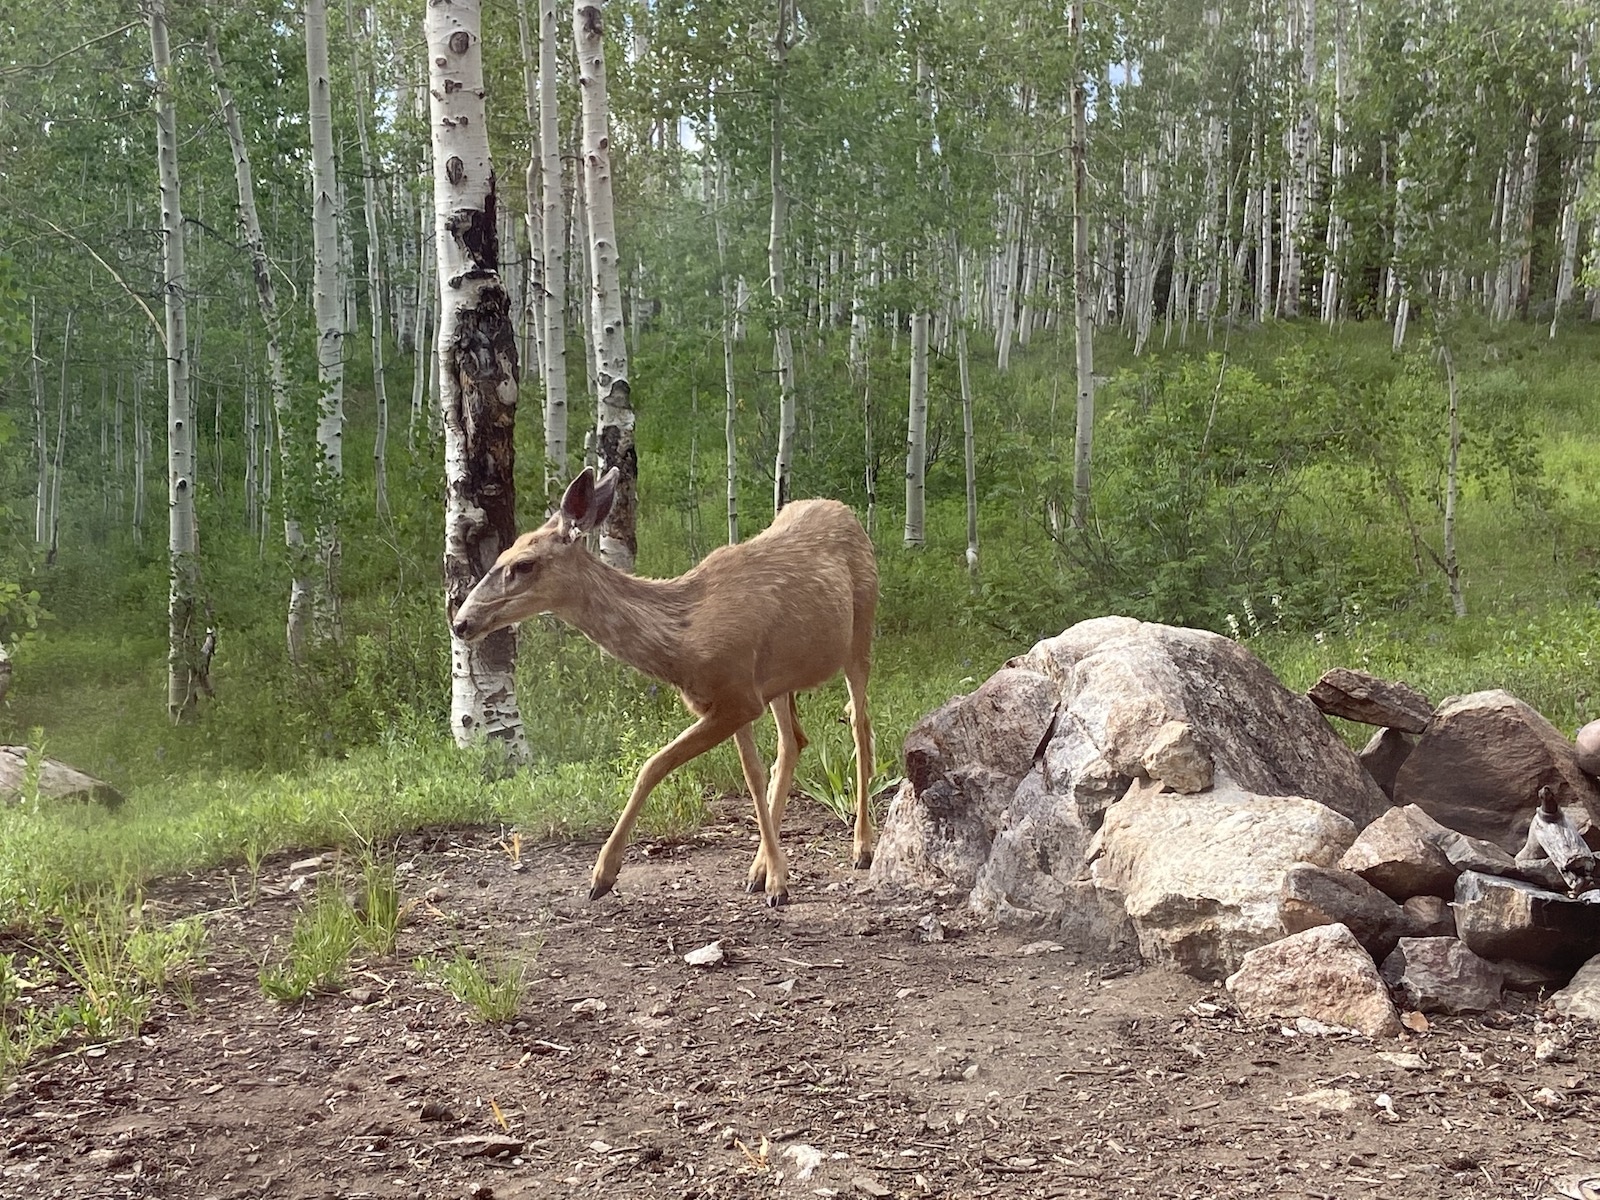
left=516, top=0, right=548, bottom=405
left=29, top=302, right=46, bottom=546
left=205, top=28, right=312, bottom=660
left=1439, top=340, right=1465, bottom=619
left=1071, top=0, right=1095, bottom=529
left=956, top=279, right=978, bottom=584
left=306, top=0, right=345, bottom=640
left=345, top=0, right=389, bottom=518
left=714, top=161, right=739, bottom=545
left=428, top=0, right=529, bottom=755
left=539, top=0, right=569, bottom=500
left=903, top=302, right=928, bottom=548
left=769, top=0, right=797, bottom=513
left=575, top=0, right=635, bottom=568
left=150, top=0, right=204, bottom=723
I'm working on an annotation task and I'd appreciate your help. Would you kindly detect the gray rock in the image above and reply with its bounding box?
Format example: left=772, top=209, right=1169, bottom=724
left=1360, top=728, right=1414, bottom=801
left=1225, top=924, right=1402, bottom=1039
left=1379, top=937, right=1503, bottom=1014
left=1339, top=806, right=1458, bottom=900
left=1402, top=895, right=1456, bottom=938
left=1577, top=720, right=1600, bottom=779
left=1280, top=862, right=1414, bottom=959
left=1393, top=690, right=1600, bottom=852
left=1549, top=954, right=1600, bottom=1019
left=1089, top=787, right=1356, bottom=981
left=1453, top=871, right=1600, bottom=969
left=1141, top=720, right=1213, bottom=794
left=0, top=747, right=123, bottom=809
left=1308, top=668, right=1433, bottom=733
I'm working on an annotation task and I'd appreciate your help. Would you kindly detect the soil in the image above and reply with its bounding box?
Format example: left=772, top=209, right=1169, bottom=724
left=3, top=799, right=1598, bottom=1200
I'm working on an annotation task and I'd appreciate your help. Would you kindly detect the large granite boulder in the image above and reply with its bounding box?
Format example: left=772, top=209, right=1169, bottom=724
left=872, top=618, right=1387, bottom=972
left=1280, top=862, right=1417, bottom=960
left=1394, top=690, right=1600, bottom=852
left=1379, top=937, right=1504, bottom=1014
left=1576, top=720, right=1600, bottom=779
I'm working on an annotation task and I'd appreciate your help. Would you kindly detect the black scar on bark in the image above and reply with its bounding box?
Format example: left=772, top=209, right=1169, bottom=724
left=579, top=4, right=603, bottom=37
left=444, top=175, right=499, bottom=271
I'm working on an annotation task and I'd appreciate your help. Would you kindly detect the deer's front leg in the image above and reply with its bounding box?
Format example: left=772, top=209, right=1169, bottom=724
left=591, top=713, right=743, bottom=901
left=733, top=723, right=788, bottom=905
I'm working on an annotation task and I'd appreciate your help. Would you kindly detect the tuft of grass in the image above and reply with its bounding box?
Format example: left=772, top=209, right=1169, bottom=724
left=796, top=729, right=904, bottom=828
left=353, top=856, right=408, bottom=956
left=416, top=948, right=528, bottom=1024
left=259, top=879, right=362, bottom=1002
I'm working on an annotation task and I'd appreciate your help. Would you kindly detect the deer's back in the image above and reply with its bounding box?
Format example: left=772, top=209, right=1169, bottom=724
left=679, top=500, right=876, bottom=700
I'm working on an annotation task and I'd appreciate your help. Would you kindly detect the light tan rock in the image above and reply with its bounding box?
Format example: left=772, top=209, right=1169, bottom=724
left=1226, top=924, right=1401, bottom=1038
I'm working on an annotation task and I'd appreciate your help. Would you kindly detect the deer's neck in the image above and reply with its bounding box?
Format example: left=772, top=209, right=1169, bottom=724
left=557, top=552, right=694, bottom=686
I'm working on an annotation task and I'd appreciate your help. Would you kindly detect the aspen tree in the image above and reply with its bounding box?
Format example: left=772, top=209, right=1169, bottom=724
left=428, top=0, right=529, bottom=754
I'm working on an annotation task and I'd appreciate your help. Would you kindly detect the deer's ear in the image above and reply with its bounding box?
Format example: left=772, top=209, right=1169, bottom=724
left=588, top=468, right=620, bottom=531
left=558, top=468, right=597, bottom=532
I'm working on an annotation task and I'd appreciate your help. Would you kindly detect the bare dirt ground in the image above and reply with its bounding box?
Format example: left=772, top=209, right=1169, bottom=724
left=3, top=799, right=1599, bottom=1200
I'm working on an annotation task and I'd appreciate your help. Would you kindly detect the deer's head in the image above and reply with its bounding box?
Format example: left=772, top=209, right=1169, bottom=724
left=450, top=467, right=619, bottom=642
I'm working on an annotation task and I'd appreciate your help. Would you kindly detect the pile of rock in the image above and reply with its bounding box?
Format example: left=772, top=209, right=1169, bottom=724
left=870, top=616, right=1600, bottom=1036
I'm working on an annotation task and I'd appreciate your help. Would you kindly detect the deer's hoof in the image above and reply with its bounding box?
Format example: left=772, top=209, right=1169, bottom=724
left=745, top=874, right=765, bottom=895
left=765, top=890, right=790, bottom=909
left=852, top=849, right=874, bottom=871
left=589, top=879, right=615, bottom=901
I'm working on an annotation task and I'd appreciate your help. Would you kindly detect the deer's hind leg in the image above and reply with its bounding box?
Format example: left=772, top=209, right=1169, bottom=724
left=733, top=720, right=791, bottom=906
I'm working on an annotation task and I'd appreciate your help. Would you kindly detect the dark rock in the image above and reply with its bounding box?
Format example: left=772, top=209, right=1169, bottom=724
left=1280, top=862, right=1414, bottom=959
left=1453, top=870, right=1600, bottom=969
left=1379, top=937, right=1503, bottom=1014
left=1494, top=958, right=1573, bottom=994
left=1309, top=668, right=1433, bottom=733
left=1360, top=728, right=1414, bottom=801
left=1393, top=690, right=1600, bottom=852
left=0, top=747, right=123, bottom=809
left=1339, top=806, right=1457, bottom=900
left=1402, top=895, right=1455, bottom=938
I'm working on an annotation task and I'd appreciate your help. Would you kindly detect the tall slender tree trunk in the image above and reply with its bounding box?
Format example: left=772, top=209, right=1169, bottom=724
left=515, top=0, right=547, bottom=405
left=956, top=278, right=978, bottom=584
left=1070, top=0, right=1095, bottom=531
left=150, top=0, right=205, bottom=723
left=29, top=302, right=46, bottom=546
left=713, top=161, right=739, bottom=545
left=539, top=0, right=569, bottom=500
left=903, top=302, right=928, bottom=548
left=1439, top=339, right=1465, bottom=619
left=428, top=0, right=529, bottom=755
left=205, top=28, right=313, bottom=661
left=344, top=0, right=389, bottom=518
left=575, top=0, right=635, bottom=569
left=306, top=0, right=345, bottom=641
left=769, top=0, right=797, bottom=512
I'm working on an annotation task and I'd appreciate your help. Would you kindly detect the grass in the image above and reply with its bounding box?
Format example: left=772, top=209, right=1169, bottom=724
left=415, top=948, right=529, bottom=1024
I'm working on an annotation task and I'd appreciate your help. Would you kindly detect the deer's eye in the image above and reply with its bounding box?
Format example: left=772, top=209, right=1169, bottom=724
left=505, top=557, right=536, bottom=581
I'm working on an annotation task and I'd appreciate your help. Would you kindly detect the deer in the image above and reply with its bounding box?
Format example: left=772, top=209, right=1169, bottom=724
left=450, top=467, right=878, bottom=907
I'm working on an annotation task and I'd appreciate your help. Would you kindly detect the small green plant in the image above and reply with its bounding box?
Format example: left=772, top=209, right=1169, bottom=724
left=259, top=879, right=361, bottom=1002
left=353, top=856, right=407, bottom=956
left=21, top=728, right=46, bottom=812
left=416, top=948, right=527, bottom=1024
left=797, top=733, right=903, bottom=828
left=59, top=898, right=152, bottom=1040
left=126, top=914, right=207, bottom=1002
